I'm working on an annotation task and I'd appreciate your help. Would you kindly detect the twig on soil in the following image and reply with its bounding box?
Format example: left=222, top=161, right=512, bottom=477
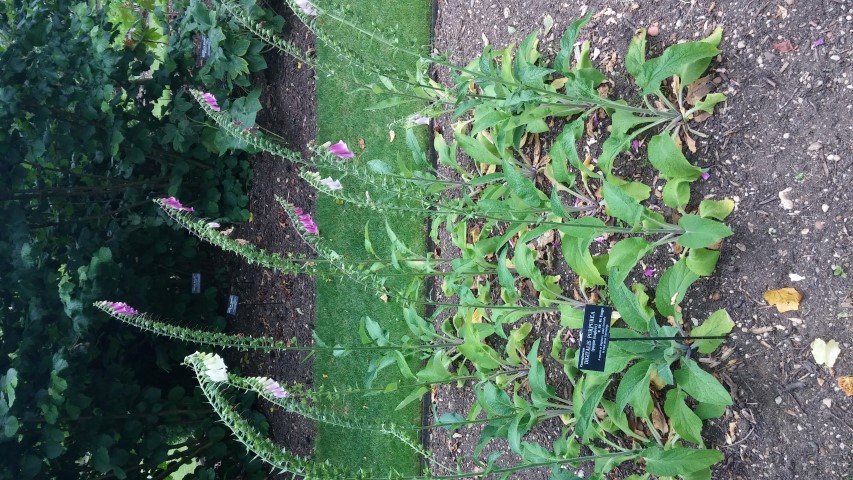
left=722, top=425, right=755, bottom=448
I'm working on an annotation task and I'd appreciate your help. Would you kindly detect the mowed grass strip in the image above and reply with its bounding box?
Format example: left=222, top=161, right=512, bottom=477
left=313, top=0, right=431, bottom=474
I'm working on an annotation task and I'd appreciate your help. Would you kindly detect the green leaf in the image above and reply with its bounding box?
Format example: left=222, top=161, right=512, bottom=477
left=472, top=110, right=511, bottom=136
left=616, top=361, right=653, bottom=412
left=694, top=402, right=728, bottom=420
left=677, top=214, right=733, bottom=248
left=477, top=382, right=515, bottom=416
left=497, top=247, right=519, bottom=299
left=550, top=119, right=590, bottom=182
left=527, top=340, right=551, bottom=405
left=654, top=257, right=699, bottom=321
left=396, top=386, right=429, bottom=411
left=435, top=133, right=462, bottom=172
left=608, top=273, right=653, bottom=332
left=416, top=350, right=453, bottom=383
left=694, top=93, right=727, bottom=114
left=455, top=131, right=502, bottom=165
left=607, top=238, right=654, bottom=283
left=685, top=247, right=720, bottom=277
left=675, top=358, right=732, bottom=405
left=664, top=388, right=704, bottom=445
left=698, top=199, right=735, bottom=220
left=691, top=309, right=734, bottom=354
left=635, top=42, right=720, bottom=94
left=506, top=323, right=533, bottom=365
left=560, top=217, right=606, bottom=285
left=502, top=157, right=542, bottom=207
left=662, top=177, right=692, bottom=209
left=3, top=415, right=19, bottom=437
left=555, top=12, right=593, bottom=74
left=678, top=27, right=724, bottom=86
left=625, top=29, right=647, bottom=80
left=602, top=181, right=644, bottom=227
left=642, top=446, right=723, bottom=476
left=648, top=134, right=702, bottom=180
left=575, top=377, right=610, bottom=440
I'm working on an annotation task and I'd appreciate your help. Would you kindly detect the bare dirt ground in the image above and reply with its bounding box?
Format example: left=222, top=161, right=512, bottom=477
left=429, top=0, right=853, bottom=478
left=226, top=0, right=853, bottom=478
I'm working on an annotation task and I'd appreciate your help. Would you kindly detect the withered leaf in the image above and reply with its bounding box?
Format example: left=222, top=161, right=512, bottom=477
left=773, top=39, right=794, bottom=53
left=838, top=376, right=853, bottom=397
left=763, top=287, right=802, bottom=312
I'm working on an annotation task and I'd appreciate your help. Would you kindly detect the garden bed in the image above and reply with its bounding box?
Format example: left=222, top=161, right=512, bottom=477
left=229, top=0, right=853, bottom=478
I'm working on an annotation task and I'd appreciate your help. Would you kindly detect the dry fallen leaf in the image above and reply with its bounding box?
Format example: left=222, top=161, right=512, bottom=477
left=811, top=338, right=841, bottom=368
left=763, top=287, right=802, bottom=312
left=838, top=376, right=853, bottom=396
left=358, top=138, right=366, bottom=150
left=388, top=130, right=395, bottom=143
left=778, top=187, right=794, bottom=210
left=788, top=273, right=806, bottom=282
left=772, top=39, right=794, bottom=53
left=235, top=238, right=249, bottom=245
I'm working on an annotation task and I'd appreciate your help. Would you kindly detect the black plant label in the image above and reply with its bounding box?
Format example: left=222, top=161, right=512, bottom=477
left=227, top=295, right=239, bottom=316
left=192, top=273, right=201, bottom=294
left=577, top=305, right=612, bottom=372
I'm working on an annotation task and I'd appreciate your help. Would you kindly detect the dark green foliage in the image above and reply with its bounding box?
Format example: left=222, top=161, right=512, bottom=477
left=0, top=0, right=279, bottom=477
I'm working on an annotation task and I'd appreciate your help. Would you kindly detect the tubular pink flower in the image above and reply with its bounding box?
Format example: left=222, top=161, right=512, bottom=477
left=106, top=301, right=139, bottom=316
left=409, top=114, right=430, bottom=125
left=162, top=197, right=194, bottom=212
left=261, top=378, right=290, bottom=398
left=294, top=207, right=319, bottom=234
left=201, top=92, right=221, bottom=112
left=319, top=177, right=343, bottom=191
left=328, top=140, right=354, bottom=159
left=293, top=0, right=317, bottom=16
left=643, top=268, right=656, bottom=277
left=700, top=171, right=711, bottom=181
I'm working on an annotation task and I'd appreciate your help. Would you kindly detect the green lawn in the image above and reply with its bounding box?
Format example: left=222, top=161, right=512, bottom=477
left=313, top=1, right=432, bottom=475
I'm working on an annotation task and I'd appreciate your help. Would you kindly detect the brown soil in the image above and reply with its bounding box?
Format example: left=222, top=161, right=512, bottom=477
left=227, top=0, right=853, bottom=479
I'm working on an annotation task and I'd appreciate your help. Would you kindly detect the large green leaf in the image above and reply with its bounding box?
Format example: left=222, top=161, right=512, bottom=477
left=625, top=29, right=647, bottom=80
left=678, top=27, right=724, bottom=86
left=691, top=309, right=734, bottom=354
left=642, top=446, right=723, bottom=476
left=648, top=133, right=702, bottom=180
left=616, top=360, right=653, bottom=412
left=455, top=131, right=502, bottom=165
left=560, top=217, right=606, bottom=285
left=677, top=214, right=733, bottom=248
left=654, top=257, right=699, bottom=321
left=674, top=358, right=732, bottom=405
left=607, top=237, right=653, bottom=283
left=635, top=42, right=720, bottom=94
left=602, top=180, right=644, bottom=227
left=554, top=12, right=593, bottom=74
left=502, top=157, right=542, bottom=207
left=685, top=247, right=720, bottom=277
left=608, top=272, right=653, bottom=332
left=664, top=388, right=704, bottom=445
left=575, top=377, right=610, bottom=440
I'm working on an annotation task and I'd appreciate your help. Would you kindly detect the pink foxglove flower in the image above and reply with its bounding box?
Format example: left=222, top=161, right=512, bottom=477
left=631, top=139, right=641, bottom=153
left=594, top=236, right=607, bottom=244
left=162, top=197, right=194, bottom=212
left=201, top=353, right=228, bottom=382
left=643, top=268, right=656, bottom=277
left=409, top=114, right=430, bottom=125
left=201, top=92, right=221, bottom=112
left=293, top=0, right=317, bottom=16
left=293, top=207, right=319, bottom=234
left=319, top=177, right=343, bottom=191
left=811, top=38, right=825, bottom=49
left=328, top=140, right=354, bottom=159
left=106, top=301, right=138, bottom=316
left=700, top=171, right=711, bottom=181
left=261, top=377, right=289, bottom=398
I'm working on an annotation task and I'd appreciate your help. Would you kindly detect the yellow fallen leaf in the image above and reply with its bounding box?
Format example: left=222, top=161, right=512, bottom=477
left=763, top=287, right=802, bottom=312
left=838, top=376, right=853, bottom=396
left=811, top=338, right=841, bottom=368
left=550, top=77, right=568, bottom=90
